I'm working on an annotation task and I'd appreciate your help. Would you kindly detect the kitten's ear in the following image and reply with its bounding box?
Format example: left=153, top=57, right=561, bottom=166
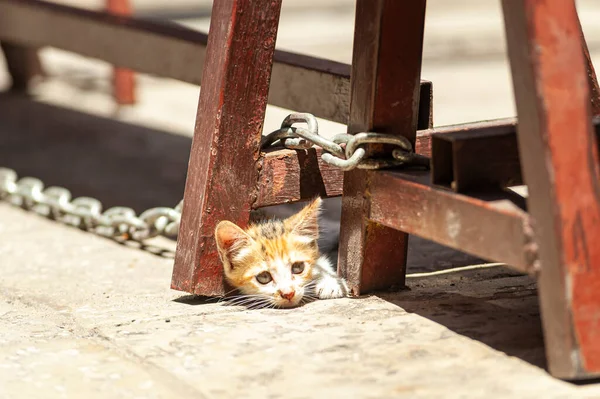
left=284, top=197, right=321, bottom=240
left=215, top=221, right=253, bottom=272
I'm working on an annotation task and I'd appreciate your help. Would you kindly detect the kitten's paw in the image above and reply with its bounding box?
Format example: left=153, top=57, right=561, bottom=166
left=315, top=276, right=349, bottom=299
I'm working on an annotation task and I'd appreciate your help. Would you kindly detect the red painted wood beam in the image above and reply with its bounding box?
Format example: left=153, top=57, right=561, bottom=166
left=503, top=0, right=600, bottom=379
left=172, top=0, right=283, bottom=295
left=338, top=0, right=427, bottom=295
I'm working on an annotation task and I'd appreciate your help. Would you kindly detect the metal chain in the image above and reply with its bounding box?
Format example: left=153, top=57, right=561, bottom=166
left=261, top=113, right=430, bottom=171
left=1, top=113, right=425, bottom=243
left=0, top=167, right=182, bottom=242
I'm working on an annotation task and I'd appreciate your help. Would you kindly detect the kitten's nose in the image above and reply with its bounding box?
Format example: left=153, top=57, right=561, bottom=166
left=279, top=290, right=295, bottom=301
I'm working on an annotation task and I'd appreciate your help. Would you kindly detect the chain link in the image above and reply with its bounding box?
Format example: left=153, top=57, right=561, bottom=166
left=261, top=113, right=430, bottom=171
left=1, top=113, right=426, bottom=242
left=0, top=167, right=181, bottom=242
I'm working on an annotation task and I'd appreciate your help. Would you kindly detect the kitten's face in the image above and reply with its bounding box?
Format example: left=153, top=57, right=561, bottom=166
left=215, top=198, right=321, bottom=308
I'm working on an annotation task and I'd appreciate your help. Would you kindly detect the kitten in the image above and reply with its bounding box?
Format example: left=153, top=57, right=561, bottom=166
left=214, top=197, right=349, bottom=308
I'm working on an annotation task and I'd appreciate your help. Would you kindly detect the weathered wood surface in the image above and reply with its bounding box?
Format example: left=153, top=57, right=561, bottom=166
left=430, top=118, right=522, bottom=192
left=0, top=0, right=431, bottom=124
left=172, top=0, right=282, bottom=295
left=369, top=171, right=532, bottom=273
left=503, top=0, right=600, bottom=379
left=106, top=0, right=136, bottom=105
left=337, top=0, right=427, bottom=295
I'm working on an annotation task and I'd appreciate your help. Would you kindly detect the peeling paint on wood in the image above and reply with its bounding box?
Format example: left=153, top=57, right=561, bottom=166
left=172, top=0, right=282, bottom=296
left=503, top=0, right=600, bottom=379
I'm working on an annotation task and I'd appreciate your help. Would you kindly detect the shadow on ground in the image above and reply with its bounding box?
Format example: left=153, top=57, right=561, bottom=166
left=379, top=267, right=546, bottom=369
left=0, top=93, right=189, bottom=212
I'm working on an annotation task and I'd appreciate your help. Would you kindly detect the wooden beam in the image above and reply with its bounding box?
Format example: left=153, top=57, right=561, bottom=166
left=503, top=0, right=600, bottom=379
left=338, top=0, right=427, bottom=295
left=369, top=171, right=533, bottom=273
left=172, top=0, right=282, bottom=296
left=430, top=118, right=522, bottom=192
left=0, top=0, right=431, bottom=124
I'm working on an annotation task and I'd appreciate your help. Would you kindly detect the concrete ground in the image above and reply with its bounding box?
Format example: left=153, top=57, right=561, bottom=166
left=2, top=202, right=600, bottom=399
left=1, top=1, right=600, bottom=398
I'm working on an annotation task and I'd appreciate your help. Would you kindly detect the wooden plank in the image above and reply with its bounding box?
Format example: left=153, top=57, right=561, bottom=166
left=172, top=0, right=282, bottom=295
left=430, top=119, right=522, bottom=192
left=338, top=0, right=427, bottom=295
left=106, top=0, right=136, bottom=105
left=0, top=0, right=206, bottom=86
left=369, top=171, right=533, bottom=273
left=503, top=0, right=600, bottom=379
left=430, top=117, right=600, bottom=193
left=0, top=0, right=431, bottom=124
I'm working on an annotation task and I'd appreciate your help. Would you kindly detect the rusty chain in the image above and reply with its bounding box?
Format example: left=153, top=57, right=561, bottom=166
left=261, top=113, right=430, bottom=171
left=0, top=167, right=182, bottom=242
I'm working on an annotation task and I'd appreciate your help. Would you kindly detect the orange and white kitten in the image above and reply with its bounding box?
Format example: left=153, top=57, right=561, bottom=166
left=214, top=197, right=349, bottom=308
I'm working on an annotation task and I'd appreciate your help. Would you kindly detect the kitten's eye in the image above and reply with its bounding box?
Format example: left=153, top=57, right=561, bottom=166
left=291, top=262, right=305, bottom=274
left=256, top=271, right=273, bottom=284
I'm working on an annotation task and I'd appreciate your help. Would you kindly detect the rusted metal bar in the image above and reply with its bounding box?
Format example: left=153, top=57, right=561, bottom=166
left=106, top=0, right=136, bottom=105
left=0, top=0, right=431, bottom=124
left=172, top=0, right=282, bottom=296
left=0, top=42, right=43, bottom=91
left=503, top=0, right=600, bottom=379
left=338, top=0, right=427, bottom=295
left=369, top=171, right=533, bottom=273
left=431, top=118, right=521, bottom=192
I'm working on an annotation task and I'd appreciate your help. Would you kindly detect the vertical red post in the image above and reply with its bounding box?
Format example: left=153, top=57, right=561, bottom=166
left=172, top=0, right=282, bottom=295
left=106, top=0, right=136, bottom=105
left=337, top=0, right=427, bottom=295
left=503, top=0, right=600, bottom=379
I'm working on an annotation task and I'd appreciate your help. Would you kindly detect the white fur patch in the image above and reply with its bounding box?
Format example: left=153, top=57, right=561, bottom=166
left=294, top=235, right=315, bottom=245
left=233, top=247, right=253, bottom=263
left=315, top=256, right=335, bottom=273
left=315, top=274, right=349, bottom=299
